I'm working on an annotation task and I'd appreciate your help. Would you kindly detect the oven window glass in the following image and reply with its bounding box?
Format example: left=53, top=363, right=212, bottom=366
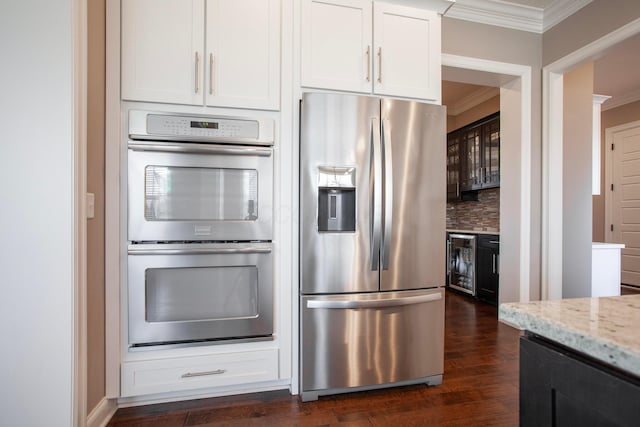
left=144, top=166, right=258, bottom=221
left=145, top=266, right=258, bottom=322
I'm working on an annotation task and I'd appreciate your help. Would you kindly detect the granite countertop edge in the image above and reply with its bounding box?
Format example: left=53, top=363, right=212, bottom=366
left=499, top=301, right=640, bottom=377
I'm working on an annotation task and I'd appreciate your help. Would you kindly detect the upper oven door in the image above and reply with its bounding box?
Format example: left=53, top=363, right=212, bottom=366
left=128, top=142, right=273, bottom=242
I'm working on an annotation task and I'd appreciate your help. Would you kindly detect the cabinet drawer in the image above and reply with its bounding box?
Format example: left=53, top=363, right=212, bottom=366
left=121, top=349, right=279, bottom=397
left=477, top=234, right=499, bottom=250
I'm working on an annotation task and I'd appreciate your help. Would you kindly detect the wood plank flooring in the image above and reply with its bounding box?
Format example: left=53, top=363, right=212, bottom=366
left=107, top=290, right=521, bottom=426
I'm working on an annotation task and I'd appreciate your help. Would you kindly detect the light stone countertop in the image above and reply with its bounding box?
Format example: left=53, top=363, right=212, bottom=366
left=499, top=295, right=640, bottom=377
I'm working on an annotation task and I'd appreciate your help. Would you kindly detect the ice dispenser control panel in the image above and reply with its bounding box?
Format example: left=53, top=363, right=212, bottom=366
left=317, top=166, right=356, bottom=232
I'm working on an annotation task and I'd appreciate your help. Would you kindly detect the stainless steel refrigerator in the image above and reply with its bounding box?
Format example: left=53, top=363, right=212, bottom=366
left=299, top=92, right=446, bottom=401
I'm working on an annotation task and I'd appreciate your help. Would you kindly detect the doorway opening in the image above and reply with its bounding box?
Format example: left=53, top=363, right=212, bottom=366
left=442, top=54, right=533, bottom=304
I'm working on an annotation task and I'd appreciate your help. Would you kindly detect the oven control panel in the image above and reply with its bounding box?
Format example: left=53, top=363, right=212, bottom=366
left=128, top=110, right=274, bottom=145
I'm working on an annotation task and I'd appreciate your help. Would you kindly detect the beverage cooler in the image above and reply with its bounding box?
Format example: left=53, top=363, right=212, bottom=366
left=447, top=233, right=476, bottom=296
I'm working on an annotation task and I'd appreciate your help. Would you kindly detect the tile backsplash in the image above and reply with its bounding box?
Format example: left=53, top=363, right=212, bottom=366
left=446, top=188, right=500, bottom=231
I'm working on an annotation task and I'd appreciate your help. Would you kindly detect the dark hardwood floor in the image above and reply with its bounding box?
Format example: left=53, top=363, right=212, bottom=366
left=108, top=290, right=521, bottom=426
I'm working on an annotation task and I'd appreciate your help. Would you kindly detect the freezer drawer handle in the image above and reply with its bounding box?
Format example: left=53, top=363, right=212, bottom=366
left=181, top=369, right=226, bottom=378
left=128, top=141, right=273, bottom=157
left=306, top=292, right=442, bottom=309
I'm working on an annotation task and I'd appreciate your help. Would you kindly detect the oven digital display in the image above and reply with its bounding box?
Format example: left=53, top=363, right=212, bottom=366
left=190, top=120, right=219, bottom=129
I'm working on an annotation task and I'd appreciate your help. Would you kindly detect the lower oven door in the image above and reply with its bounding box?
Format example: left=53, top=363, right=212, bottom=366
left=127, top=242, right=273, bottom=347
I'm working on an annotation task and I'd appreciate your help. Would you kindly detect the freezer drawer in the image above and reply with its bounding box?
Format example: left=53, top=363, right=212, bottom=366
left=300, top=288, right=444, bottom=399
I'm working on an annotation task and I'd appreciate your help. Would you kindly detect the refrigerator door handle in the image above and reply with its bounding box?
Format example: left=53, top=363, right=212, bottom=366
left=370, top=117, right=383, bottom=271
left=306, top=292, right=442, bottom=309
left=381, top=118, right=393, bottom=270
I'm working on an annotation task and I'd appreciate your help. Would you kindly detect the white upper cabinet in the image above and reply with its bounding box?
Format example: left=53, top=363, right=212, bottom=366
left=301, top=0, right=373, bottom=93
left=373, top=2, right=441, bottom=101
left=122, top=0, right=205, bottom=106
left=121, top=0, right=281, bottom=110
left=206, top=0, right=280, bottom=110
left=301, top=0, right=441, bottom=102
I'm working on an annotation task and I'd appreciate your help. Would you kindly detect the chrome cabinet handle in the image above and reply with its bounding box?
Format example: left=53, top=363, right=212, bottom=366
left=381, top=119, right=393, bottom=270
left=182, top=369, right=226, bottom=378
left=489, top=240, right=500, bottom=244
left=456, top=182, right=459, bottom=197
left=370, top=118, right=382, bottom=271
left=446, top=241, right=451, bottom=274
left=209, top=53, right=214, bottom=95
left=307, top=292, right=442, bottom=309
left=377, top=47, right=382, bottom=83
left=492, top=254, right=496, bottom=273
left=195, top=52, right=200, bottom=94
left=366, top=45, right=371, bottom=82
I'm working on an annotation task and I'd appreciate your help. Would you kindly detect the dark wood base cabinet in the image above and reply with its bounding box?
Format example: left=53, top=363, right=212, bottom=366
left=476, top=234, right=499, bottom=305
left=520, top=333, right=640, bottom=427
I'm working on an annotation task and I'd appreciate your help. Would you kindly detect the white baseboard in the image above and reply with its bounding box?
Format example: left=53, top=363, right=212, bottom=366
left=87, top=397, right=118, bottom=427
left=117, top=381, right=291, bottom=408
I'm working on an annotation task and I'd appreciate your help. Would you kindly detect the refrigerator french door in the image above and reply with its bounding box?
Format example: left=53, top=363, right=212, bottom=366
left=299, top=93, right=446, bottom=401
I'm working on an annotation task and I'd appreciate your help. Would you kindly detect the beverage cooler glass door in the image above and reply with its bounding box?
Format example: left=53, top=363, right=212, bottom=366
left=127, top=243, right=273, bottom=346
left=128, top=145, right=273, bottom=242
left=447, top=234, right=476, bottom=295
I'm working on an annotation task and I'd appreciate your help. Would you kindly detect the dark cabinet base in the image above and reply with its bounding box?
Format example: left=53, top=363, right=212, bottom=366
left=520, top=333, right=640, bottom=427
left=476, top=234, right=499, bottom=306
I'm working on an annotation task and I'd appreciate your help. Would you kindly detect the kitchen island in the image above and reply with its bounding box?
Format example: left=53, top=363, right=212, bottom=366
left=499, top=295, right=640, bottom=426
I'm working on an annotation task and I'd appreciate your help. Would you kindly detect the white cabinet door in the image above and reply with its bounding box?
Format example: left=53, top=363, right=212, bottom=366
left=301, top=0, right=372, bottom=93
left=206, top=0, right=281, bottom=110
left=122, top=0, right=205, bottom=105
left=373, top=3, right=441, bottom=102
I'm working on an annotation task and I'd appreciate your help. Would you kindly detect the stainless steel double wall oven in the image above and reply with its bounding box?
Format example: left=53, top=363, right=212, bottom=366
left=127, top=110, right=274, bottom=348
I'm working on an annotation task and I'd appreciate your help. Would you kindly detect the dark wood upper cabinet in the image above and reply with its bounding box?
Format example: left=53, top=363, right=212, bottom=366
left=446, top=112, right=500, bottom=201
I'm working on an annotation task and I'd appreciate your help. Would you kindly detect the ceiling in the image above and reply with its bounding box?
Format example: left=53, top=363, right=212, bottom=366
left=502, top=0, right=555, bottom=8
left=594, top=32, right=640, bottom=110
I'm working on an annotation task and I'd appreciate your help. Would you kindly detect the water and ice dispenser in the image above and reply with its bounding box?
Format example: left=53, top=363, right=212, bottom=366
left=317, top=166, right=356, bottom=232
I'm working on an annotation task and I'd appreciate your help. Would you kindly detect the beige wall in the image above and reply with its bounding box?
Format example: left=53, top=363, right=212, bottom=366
left=593, top=100, right=640, bottom=241
left=447, top=95, right=499, bottom=132
left=442, top=18, right=542, bottom=301
left=562, top=63, right=594, bottom=298
left=87, top=0, right=106, bottom=413
left=543, top=0, right=640, bottom=66
left=442, top=17, right=542, bottom=66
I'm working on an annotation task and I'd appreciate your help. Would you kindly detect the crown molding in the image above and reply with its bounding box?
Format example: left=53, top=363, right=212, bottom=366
left=446, top=0, right=543, bottom=33
left=601, top=88, right=640, bottom=111
left=543, top=0, right=592, bottom=32
left=447, top=86, right=500, bottom=116
left=445, top=0, right=593, bottom=34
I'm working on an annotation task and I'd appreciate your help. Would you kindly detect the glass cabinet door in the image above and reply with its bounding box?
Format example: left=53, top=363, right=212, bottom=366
left=447, top=133, right=460, bottom=200
left=461, top=128, right=481, bottom=190
left=482, top=117, right=500, bottom=187
left=446, top=112, right=500, bottom=195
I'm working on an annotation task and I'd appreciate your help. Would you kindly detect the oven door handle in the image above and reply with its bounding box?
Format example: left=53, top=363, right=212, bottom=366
left=128, top=246, right=272, bottom=255
left=127, top=141, right=272, bottom=157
